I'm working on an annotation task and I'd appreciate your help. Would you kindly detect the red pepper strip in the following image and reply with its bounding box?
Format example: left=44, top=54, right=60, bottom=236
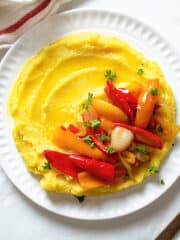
left=118, top=88, right=137, bottom=111
left=67, top=124, right=80, bottom=134
left=44, top=150, right=79, bottom=178
left=86, top=127, right=118, bottom=163
left=148, top=118, right=160, bottom=132
left=106, top=154, right=119, bottom=164
left=88, top=133, right=118, bottom=163
left=86, top=125, right=108, bottom=153
left=69, top=154, right=115, bottom=182
left=90, top=134, right=109, bottom=155
left=44, top=150, right=115, bottom=182
left=105, top=80, right=134, bottom=122
left=113, top=122, right=164, bottom=149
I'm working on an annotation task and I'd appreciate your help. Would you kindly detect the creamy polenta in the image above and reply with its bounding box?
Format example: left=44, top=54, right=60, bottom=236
left=8, top=33, right=178, bottom=196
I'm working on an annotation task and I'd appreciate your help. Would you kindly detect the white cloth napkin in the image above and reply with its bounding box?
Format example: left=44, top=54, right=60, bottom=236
left=0, top=0, right=70, bottom=48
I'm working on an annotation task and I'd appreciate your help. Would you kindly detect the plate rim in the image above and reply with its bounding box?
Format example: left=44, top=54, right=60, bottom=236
left=0, top=8, right=179, bottom=220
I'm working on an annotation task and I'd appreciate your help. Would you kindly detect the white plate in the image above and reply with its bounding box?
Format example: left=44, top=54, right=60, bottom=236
left=0, top=9, right=180, bottom=220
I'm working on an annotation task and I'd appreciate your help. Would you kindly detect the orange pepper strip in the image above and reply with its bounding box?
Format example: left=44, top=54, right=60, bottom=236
left=135, top=79, right=159, bottom=128
left=92, top=99, right=128, bottom=122
left=53, top=127, right=105, bottom=160
left=78, top=172, right=105, bottom=190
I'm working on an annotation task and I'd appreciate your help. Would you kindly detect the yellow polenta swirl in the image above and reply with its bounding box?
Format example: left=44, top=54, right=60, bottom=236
left=8, top=33, right=178, bottom=196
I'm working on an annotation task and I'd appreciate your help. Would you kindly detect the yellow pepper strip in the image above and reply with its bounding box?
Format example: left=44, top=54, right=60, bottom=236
left=78, top=171, right=105, bottom=190
left=100, top=118, right=113, bottom=133
left=53, top=127, right=105, bottom=160
left=92, top=99, right=128, bottom=122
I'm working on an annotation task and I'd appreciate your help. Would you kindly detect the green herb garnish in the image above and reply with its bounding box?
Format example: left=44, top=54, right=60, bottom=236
left=83, top=135, right=92, bottom=143
left=100, top=134, right=110, bottom=143
left=74, top=195, right=85, bottom=203
left=85, top=120, right=91, bottom=127
left=172, top=143, right=175, bottom=147
left=156, top=124, right=163, bottom=132
left=82, top=92, right=93, bottom=110
left=137, top=68, right=144, bottom=76
left=91, top=119, right=101, bottom=130
left=123, top=173, right=129, bottom=180
left=90, top=143, right=95, bottom=148
left=137, top=145, right=145, bottom=154
left=85, top=119, right=100, bottom=130
left=149, top=165, right=159, bottom=174
left=105, top=146, right=115, bottom=154
left=105, top=69, right=116, bottom=81
left=160, top=179, right=165, bottom=185
left=83, top=135, right=95, bottom=148
left=43, top=162, right=51, bottom=170
left=151, top=88, right=158, bottom=96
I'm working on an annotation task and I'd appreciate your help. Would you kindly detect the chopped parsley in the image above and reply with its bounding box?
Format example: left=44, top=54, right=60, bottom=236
left=105, top=146, right=115, bottom=154
left=82, top=92, right=93, bottom=110
left=151, top=88, right=158, bottom=96
left=83, top=135, right=95, bottom=148
left=137, top=68, right=144, bottom=76
left=123, top=173, right=129, bottom=180
left=43, top=162, right=51, bottom=170
left=105, top=69, right=116, bottom=81
left=85, top=120, right=91, bottom=127
left=156, top=124, right=163, bottom=132
left=91, top=119, right=101, bottom=130
left=149, top=165, right=159, bottom=174
left=137, top=145, right=145, bottom=154
left=74, top=195, right=85, bottom=203
left=90, top=143, right=95, bottom=148
left=100, top=134, right=110, bottom=143
left=160, top=179, right=165, bottom=185
left=85, top=119, right=101, bottom=130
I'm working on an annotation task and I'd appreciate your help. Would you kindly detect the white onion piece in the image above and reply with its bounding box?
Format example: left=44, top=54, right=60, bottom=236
left=110, top=127, right=134, bottom=152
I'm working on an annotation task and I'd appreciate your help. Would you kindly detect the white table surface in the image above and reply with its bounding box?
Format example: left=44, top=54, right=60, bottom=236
left=0, top=0, right=180, bottom=239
